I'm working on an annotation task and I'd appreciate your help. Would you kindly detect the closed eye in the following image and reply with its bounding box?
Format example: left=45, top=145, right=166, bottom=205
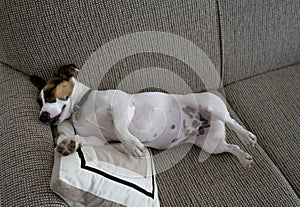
left=57, top=96, right=69, bottom=101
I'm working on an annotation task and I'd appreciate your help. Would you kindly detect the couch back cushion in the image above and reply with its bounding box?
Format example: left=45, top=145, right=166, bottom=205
left=219, top=0, right=300, bottom=85
left=0, top=0, right=221, bottom=93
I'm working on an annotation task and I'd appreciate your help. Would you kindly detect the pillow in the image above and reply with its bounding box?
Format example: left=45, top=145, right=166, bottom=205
left=50, top=143, right=159, bottom=207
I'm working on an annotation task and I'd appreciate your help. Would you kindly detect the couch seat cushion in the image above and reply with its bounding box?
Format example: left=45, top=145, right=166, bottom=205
left=225, top=64, right=300, bottom=196
left=153, top=115, right=300, bottom=206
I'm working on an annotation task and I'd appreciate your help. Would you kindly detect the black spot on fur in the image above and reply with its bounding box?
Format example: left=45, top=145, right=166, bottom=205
left=183, top=120, right=187, bottom=128
left=192, top=120, right=200, bottom=128
left=172, top=138, right=179, bottom=143
left=198, top=122, right=210, bottom=135
left=182, top=106, right=196, bottom=118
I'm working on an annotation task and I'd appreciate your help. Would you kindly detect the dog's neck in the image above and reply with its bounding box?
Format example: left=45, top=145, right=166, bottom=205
left=70, top=78, right=91, bottom=112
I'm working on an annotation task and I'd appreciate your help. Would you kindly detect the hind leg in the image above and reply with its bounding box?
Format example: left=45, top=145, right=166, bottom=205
left=223, top=143, right=255, bottom=168
left=192, top=120, right=226, bottom=154
left=194, top=120, right=254, bottom=168
left=200, top=139, right=255, bottom=169
left=225, top=114, right=257, bottom=147
left=193, top=93, right=257, bottom=147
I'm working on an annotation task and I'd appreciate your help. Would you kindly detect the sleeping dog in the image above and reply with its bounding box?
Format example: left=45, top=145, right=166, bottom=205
left=31, top=64, right=257, bottom=168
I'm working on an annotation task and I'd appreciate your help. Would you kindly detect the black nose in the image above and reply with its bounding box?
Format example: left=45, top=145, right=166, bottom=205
left=39, top=111, right=51, bottom=123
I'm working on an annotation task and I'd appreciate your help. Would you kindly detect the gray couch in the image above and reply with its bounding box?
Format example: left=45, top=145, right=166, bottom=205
left=1, top=0, right=299, bottom=206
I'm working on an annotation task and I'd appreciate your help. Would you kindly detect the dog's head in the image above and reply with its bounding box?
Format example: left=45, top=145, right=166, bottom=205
left=31, top=64, right=78, bottom=125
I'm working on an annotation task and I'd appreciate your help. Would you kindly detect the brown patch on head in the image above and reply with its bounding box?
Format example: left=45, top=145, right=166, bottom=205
left=55, top=80, right=74, bottom=100
left=42, top=78, right=74, bottom=103
left=32, top=64, right=78, bottom=106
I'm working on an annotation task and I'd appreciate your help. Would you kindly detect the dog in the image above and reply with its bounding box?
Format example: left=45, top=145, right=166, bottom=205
left=31, top=64, right=257, bottom=168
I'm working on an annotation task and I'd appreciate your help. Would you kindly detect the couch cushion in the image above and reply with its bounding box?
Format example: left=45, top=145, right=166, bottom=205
left=218, top=0, right=300, bottom=85
left=0, top=63, right=67, bottom=206
left=0, top=0, right=221, bottom=93
left=153, top=130, right=300, bottom=206
left=225, top=64, right=300, bottom=196
left=152, top=107, right=300, bottom=206
left=1, top=62, right=299, bottom=206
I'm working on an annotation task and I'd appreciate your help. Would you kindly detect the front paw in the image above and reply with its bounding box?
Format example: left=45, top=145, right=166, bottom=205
left=56, top=137, right=82, bottom=156
left=123, top=140, right=145, bottom=157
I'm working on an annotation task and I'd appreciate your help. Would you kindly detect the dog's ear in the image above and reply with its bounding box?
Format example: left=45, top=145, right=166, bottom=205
left=30, top=75, right=47, bottom=91
left=55, top=64, right=79, bottom=80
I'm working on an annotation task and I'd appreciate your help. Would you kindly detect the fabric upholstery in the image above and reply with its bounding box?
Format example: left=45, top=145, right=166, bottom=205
left=225, top=64, right=300, bottom=196
left=0, top=0, right=221, bottom=92
left=1, top=0, right=300, bottom=206
left=0, top=63, right=67, bottom=206
left=153, top=118, right=300, bottom=206
left=1, top=62, right=300, bottom=206
left=218, top=0, right=300, bottom=85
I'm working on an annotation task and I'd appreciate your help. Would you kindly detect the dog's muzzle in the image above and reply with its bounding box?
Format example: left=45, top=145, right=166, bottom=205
left=39, top=89, right=70, bottom=124
left=39, top=104, right=66, bottom=124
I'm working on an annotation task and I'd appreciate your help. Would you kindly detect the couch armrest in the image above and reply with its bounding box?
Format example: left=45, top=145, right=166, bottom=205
left=0, top=63, right=67, bottom=206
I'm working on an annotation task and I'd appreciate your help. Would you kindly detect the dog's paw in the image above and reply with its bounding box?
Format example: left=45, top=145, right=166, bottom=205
left=239, top=131, right=257, bottom=148
left=239, top=153, right=255, bottom=169
left=56, top=137, right=82, bottom=156
left=122, top=140, right=145, bottom=157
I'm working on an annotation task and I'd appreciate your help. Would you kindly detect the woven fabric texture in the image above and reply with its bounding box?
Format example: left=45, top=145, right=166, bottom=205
left=153, top=110, right=300, bottom=206
left=0, top=63, right=67, bottom=206
left=225, top=64, right=300, bottom=196
left=1, top=0, right=300, bottom=205
left=218, top=0, right=300, bottom=85
left=0, top=0, right=221, bottom=92
left=1, top=62, right=300, bottom=206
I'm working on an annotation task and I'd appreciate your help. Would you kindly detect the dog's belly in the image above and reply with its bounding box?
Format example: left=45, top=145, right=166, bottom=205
left=128, top=93, right=201, bottom=149
left=129, top=106, right=182, bottom=148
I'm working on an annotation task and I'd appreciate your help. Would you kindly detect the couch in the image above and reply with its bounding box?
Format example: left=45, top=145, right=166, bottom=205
left=1, top=0, right=299, bottom=206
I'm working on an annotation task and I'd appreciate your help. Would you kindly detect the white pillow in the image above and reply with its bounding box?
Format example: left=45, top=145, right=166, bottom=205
left=50, top=143, right=159, bottom=207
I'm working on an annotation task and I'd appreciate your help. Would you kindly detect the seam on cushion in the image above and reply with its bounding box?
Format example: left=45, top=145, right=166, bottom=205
left=215, top=0, right=300, bottom=88
left=0, top=60, right=30, bottom=77
left=224, top=95, right=299, bottom=197
left=216, top=0, right=225, bottom=88
left=224, top=62, right=300, bottom=88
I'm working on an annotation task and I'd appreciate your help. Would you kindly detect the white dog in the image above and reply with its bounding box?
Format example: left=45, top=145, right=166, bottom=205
left=32, top=64, right=257, bottom=168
